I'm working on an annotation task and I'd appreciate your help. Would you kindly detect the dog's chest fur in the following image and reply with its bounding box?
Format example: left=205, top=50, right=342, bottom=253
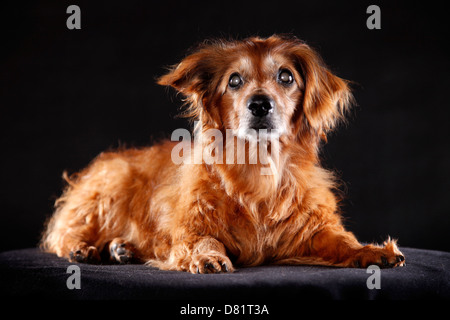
left=197, top=166, right=310, bottom=266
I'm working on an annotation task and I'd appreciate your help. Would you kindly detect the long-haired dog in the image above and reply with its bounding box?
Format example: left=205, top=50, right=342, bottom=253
left=41, top=35, right=405, bottom=273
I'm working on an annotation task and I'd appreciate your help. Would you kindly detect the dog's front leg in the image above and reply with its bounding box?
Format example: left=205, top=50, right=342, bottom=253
left=166, top=236, right=234, bottom=274
left=310, top=227, right=405, bottom=268
left=189, top=236, right=234, bottom=274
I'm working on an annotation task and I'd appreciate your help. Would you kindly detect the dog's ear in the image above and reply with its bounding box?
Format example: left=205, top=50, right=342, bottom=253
left=158, top=50, right=210, bottom=96
left=158, top=45, right=223, bottom=126
left=291, top=43, right=353, bottom=139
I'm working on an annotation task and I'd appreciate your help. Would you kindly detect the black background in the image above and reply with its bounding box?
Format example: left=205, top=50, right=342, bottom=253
left=1, top=0, right=449, bottom=253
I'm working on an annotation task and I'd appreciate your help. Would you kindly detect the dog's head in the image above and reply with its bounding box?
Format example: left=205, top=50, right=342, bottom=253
left=158, top=35, right=352, bottom=143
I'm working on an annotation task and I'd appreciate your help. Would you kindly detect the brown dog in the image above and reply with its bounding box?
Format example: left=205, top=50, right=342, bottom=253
left=41, top=35, right=405, bottom=273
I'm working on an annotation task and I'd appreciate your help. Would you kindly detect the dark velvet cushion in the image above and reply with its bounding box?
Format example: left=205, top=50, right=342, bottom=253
left=1, top=247, right=449, bottom=300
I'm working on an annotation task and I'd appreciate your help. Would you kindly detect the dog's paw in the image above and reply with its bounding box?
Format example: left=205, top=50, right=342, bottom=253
left=109, top=239, right=136, bottom=264
left=352, top=238, right=405, bottom=268
left=189, top=253, right=234, bottom=274
left=69, top=244, right=101, bottom=264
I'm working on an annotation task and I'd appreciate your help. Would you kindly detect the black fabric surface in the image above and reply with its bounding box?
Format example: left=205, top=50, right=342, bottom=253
left=0, top=247, right=449, bottom=300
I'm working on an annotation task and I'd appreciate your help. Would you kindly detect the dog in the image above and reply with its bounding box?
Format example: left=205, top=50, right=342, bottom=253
left=41, top=35, right=405, bottom=273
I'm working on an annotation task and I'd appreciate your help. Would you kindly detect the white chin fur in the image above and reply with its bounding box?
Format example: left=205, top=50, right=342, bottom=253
left=235, top=127, right=285, bottom=142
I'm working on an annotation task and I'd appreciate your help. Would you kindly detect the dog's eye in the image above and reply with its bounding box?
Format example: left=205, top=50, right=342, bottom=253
left=278, top=69, right=293, bottom=85
left=229, top=73, right=242, bottom=88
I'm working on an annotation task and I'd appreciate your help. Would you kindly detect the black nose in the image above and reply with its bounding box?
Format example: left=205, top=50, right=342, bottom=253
left=247, top=95, right=274, bottom=117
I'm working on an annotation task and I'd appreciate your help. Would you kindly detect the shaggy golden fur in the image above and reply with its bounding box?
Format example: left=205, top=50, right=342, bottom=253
left=41, top=35, right=405, bottom=273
